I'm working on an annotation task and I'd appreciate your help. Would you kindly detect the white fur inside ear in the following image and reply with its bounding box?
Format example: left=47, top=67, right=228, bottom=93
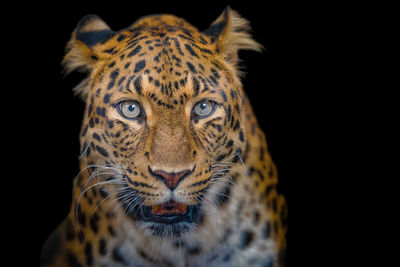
left=72, top=76, right=90, bottom=100
left=223, top=10, right=263, bottom=53
left=62, top=37, right=94, bottom=100
left=62, top=15, right=113, bottom=101
left=214, top=9, right=263, bottom=73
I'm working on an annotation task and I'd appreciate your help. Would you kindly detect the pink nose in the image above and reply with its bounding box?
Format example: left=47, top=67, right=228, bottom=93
left=153, top=169, right=191, bottom=190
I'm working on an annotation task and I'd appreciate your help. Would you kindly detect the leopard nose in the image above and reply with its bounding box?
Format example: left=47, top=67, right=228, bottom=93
left=149, top=167, right=192, bottom=190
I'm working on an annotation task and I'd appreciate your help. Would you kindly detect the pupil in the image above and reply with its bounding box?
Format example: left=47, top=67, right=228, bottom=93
left=128, top=105, right=135, bottom=112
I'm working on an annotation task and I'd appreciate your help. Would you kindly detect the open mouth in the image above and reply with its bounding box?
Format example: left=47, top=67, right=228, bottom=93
left=118, top=187, right=202, bottom=235
left=141, top=200, right=200, bottom=224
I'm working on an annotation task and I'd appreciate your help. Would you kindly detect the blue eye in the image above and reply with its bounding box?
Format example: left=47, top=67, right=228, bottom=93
left=193, top=100, right=216, bottom=118
left=118, top=100, right=141, bottom=119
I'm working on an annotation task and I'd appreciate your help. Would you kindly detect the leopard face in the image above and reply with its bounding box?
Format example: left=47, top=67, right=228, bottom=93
left=65, top=10, right=261, bottom=236
left=41, top=7, right=288, bottom=267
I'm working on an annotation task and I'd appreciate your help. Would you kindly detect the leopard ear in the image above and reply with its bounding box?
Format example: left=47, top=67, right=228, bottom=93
left=204, top=7, right=262, bottom=69
left=63, top=15, right=115, bottom=98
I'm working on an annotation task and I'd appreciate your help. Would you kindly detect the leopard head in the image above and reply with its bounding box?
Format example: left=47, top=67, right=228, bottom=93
left=64, top=7, right=261, bottom=236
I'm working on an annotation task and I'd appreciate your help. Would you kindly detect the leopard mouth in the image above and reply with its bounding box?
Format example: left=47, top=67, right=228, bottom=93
left=121, top=195, right=202, bottom=235
left=118, top=184, right=203, bottom=236
left=141, top=200, right=200, bottom=224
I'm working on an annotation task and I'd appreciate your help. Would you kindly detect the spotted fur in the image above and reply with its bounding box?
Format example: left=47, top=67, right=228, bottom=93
left=41, top=7, right=287, bottom=267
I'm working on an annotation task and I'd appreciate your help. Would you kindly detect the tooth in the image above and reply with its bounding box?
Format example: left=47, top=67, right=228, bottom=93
left=152, top=205, right=161, bottom=214
left=178, top=204, right=187, bottom=213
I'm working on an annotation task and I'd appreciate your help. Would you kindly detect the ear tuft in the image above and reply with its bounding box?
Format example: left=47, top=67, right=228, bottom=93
left=204, top=7, right=263, bottom=69
left=63, top=15, right=115, bottom=99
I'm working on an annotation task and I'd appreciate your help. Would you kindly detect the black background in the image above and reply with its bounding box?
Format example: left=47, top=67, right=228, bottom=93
left=6, top=1, right=345, bottom=266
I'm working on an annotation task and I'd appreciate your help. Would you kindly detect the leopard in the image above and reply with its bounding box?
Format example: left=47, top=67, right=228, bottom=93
left=41, top=7, right=287, bottom=267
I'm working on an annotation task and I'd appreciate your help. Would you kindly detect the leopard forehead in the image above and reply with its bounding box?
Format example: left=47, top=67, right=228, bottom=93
left=92, top=28, right=231, bottom=101
left=73, top=14, right=242, bottom=102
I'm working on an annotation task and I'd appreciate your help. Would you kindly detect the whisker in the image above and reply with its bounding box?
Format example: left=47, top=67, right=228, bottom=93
left=107, top=188, right=135, bottom=215
left=94, top=185, right=131, bottom=213
left=124, top=195, right=142, bottom=217
left=81, top=172, right=121, bottom=192
left=79, top=143, right=90, bottom=160
left=75, top=179, right=122, bottom=228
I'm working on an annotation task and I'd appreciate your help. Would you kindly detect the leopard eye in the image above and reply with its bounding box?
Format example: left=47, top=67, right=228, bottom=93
left=118, top=100, right=142, bottom=119
left=192, top=99, right=216, bottom=118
